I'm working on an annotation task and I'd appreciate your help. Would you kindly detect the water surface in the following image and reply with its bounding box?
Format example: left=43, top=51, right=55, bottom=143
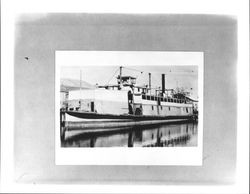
left=62, top=122, right=198, bottom=147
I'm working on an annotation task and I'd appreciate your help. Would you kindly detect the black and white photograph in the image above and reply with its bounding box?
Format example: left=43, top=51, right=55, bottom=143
left=58, top=53, right=201, bottom=148
left=55, top=51, right=203, bottom=165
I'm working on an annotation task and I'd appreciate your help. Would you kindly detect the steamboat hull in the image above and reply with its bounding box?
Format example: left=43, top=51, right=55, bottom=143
left=65, top=110, right=196, bottom=121
left=61, top=111, right=197, bottom=140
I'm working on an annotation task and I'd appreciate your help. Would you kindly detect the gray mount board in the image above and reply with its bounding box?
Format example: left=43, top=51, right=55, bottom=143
left=14, top=14, right=237, bottom=184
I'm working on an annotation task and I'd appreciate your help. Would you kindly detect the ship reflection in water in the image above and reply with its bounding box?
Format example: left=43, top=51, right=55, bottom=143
left=62, top=122, right=198, bottom=148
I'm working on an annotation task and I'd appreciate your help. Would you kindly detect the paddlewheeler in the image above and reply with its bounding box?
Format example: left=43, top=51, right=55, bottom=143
left=60, top=66, right=198, bottom=140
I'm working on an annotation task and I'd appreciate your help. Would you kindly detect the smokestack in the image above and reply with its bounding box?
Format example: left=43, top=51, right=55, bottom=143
left=119, top=66, right=122, bottom=90
left=162, top=74, right=165, bottom=94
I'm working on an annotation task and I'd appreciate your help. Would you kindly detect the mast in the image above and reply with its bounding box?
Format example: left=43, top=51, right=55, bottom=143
left=149, top=72, right=151, bottom=95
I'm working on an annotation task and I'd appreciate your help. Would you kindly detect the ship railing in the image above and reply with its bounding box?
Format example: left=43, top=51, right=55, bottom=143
left=141, top=94, right=188, bottom=104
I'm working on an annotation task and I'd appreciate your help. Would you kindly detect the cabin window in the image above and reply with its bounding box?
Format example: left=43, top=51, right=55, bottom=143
left=147, top=95, right=150, bottom=100
left=138, top=88, right=140, bottom=92
left=164, top=98, right=167, bottom=102
left=169, top=107, right=171, bottom=111
left=161, top=106, right=163, bottom=110
left=142, top=95, right=146, bottom=99
left=186, top=108, right=188, bottom=113
left=152, top=106, right=154, bottom=110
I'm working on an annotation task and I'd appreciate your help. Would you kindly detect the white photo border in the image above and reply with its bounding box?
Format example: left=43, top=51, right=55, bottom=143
left=55, top=51, right=204, bottom=165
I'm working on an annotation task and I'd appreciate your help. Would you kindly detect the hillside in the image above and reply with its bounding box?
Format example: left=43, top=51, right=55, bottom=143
left=60, top=78, right=95, bottom=92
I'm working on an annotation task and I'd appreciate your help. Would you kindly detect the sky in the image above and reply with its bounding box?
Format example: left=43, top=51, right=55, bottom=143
left=58, top=51, right=201, bottom=99
left=61, top=65, right=198, bottom=98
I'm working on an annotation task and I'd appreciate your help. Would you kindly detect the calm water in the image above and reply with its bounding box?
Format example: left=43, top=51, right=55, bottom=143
left=62, top=122, right=198, bottom=147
